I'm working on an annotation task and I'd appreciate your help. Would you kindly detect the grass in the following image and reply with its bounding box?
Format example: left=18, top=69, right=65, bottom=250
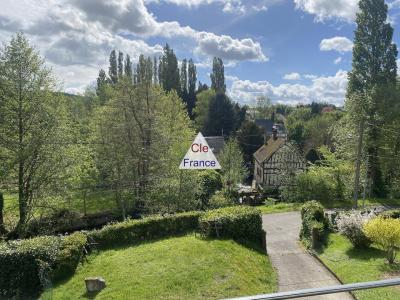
left=258, top=202, right=302, bottom=214
left=42, top=235, right=277, bottom=300
left=317, top=233, right=400, bottom=300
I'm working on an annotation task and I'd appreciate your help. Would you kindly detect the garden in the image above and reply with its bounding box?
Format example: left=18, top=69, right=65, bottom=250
left=299, top=201, right=400, bottom=300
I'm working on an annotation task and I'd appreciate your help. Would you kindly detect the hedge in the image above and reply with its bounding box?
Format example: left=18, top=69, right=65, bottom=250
left=300, top=201, right=328, bottom=249
left=0, top=232, right=87, bottom=299
left=199, top=206, right=264, bottom=244
left=88, top=211, right=202, bottom=249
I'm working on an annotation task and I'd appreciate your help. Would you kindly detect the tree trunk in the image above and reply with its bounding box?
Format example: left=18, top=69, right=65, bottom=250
left=0, top=192, right=5, bottom=234
left=354, top=120, right=365, bottom=208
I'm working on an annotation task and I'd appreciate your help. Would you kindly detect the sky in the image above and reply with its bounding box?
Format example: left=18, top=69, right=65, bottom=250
left=1, top=0, right=400, bottom=106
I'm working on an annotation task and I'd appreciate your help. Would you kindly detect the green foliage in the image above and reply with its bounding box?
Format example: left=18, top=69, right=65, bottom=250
left=363, top=217, right=400, bottom=264
left=210, top=57, right=226, bottom=93
left=199, top=206, right=263, bottom=244
left=208, top=191, right=235, bottom=209
left=237, top=120, right=264, bottom=163
left=285, top=146, right=353, bottom=202
left=193, top=89, right=215, bottom=131
left=195, top=170, right=223, bottom=210
left=204, top=93, right=237, bottom=136
left=336, top=212, right=373, bottom=248
left=219, top=138, right=247, bottom=189
left=0, top=233, right=87, bottom=298
left=88, top=211, right=202, bottom=250
left=300, top=201, right=328, bottom=248
left=381, top=209, right=400, bottom=219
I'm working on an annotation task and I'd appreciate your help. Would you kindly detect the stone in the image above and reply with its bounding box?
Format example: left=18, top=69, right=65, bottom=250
left=85, top=277, right=106, bottom=292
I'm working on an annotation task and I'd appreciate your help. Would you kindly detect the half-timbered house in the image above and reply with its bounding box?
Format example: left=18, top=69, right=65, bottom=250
left=253, top=127, right=306, bottom=190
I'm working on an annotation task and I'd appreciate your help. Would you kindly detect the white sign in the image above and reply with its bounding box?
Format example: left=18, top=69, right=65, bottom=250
left=179, top=132, right=221, bottom=169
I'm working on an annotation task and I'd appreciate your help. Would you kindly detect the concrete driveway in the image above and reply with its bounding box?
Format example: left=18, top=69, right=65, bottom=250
left=262, top=211, right=353, bottom=300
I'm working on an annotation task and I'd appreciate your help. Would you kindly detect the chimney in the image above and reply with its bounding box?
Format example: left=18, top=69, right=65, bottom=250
left=272, top=125, right=278, bottom=140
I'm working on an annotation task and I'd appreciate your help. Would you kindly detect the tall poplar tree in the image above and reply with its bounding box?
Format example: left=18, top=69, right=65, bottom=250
left=124, top=54, right=132, bottom=79
left=187, top=59, right=197, bottom=118
left=347, top=0, right=398, bottom=197
left=109, top=50, right=118, bottom=84
left=210, top=57, right=226, bottom=93
left=118, top=51, right=124, bottom=78
left=159, top=44, right=180, bottom=93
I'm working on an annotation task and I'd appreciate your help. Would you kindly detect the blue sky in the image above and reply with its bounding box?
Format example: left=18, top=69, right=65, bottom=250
left=1, top=0, right=400, bottom=106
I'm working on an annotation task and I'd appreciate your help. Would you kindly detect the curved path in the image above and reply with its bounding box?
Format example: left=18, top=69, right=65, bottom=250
left=262, top=211, right=353, bottom=300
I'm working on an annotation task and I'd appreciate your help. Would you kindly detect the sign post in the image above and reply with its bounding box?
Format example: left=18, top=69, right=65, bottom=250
left=179, top=132, right=221, bottom=170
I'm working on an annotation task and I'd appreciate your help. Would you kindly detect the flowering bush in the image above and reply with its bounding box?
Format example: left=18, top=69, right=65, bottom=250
left=336, top=211, right=374, bottom=248
left=364, top=217, right=400, bottom=264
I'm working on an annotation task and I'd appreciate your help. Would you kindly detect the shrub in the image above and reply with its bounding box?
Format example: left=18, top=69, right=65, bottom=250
left=199, top=206, right=263, bottom=244
left=363, top=217, right=400, bottom=264
left=208, top=191, right=235, bottom=209
left=336, top=212, right=374, bottom=248
left=0, top=232, right=87, bottom=298
left=300, top=201, right=328, bottom=248
left=195, top=170, right=222, bottom=209
left=88, top=211, right=202, bottom=250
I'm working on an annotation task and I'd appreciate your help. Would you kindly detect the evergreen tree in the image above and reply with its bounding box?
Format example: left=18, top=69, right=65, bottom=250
left=118, top=51, right=124, bottom=78
left=347, top=0, right=398, bottom=196
left=124, top=54, right=132, bottom=79
left=210, top=57, right=226, bottom=93
left=109, top=50, right=118, bottom=84
left=187, top=59, right=197, bottom=118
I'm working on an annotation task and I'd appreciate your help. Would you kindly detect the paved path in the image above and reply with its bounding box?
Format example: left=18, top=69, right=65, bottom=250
left=262, top=212, right=353, bottom=300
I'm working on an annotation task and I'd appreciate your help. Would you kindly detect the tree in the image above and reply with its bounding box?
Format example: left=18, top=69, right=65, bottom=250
left=118, top=51, right=124, bottom=78
left=0, top=33, right=68, bottom=232
left=256, top=95, right=272, bottom=119
left=210, top=57, right=226, bottom=93
left=180, top=58, right=188, bottom=100
left=109, top=50, right=118, bottom=84
left=347, top=0, right=398, bottom=197
left=187, top=59, right=197, bottom=118
left=158, top=44, right=180, bottom=93
left=96, top=69, right=108, bottom=105
left=219, top=138, right=247, bottom=190
left=204, top=93, right=236, bottom=136
left=194, top=89, right=215, bottom=132
left=124, top=54, right=132, bottom=79
left=237, top=121, right=264, bottom=163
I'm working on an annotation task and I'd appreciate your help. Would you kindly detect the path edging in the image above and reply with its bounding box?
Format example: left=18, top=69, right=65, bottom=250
left=308, top=250, right=357, bottom=300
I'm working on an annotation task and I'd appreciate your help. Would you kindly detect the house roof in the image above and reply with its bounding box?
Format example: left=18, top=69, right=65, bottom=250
left=205, top=136, right=224, bottom=156
left=254, top=137, right=286, bottom=163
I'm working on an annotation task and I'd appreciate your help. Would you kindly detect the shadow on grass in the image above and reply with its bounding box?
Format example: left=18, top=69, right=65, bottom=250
left=345, top=245, right=385, bottom=261
left=379, top=261, right=400, bottom=275
left=82, top=290, right=101, bottom=299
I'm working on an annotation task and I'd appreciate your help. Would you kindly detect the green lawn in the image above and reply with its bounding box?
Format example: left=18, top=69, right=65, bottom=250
left=42, top=235, right=277, bottom=300
left=317, top=233, right=400, bottom=300
left=258, top=202, right=302, bottom=214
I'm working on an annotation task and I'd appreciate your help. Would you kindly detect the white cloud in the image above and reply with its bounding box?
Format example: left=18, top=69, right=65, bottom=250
left=334, top=57, right=342, bottom=64
left=146, top=0, right=278, bottom=14
left=228, top=70, right=348, bottom=106
left=294, top=0, right=359, bottom=22
left=195, top=32, right=267, bottom=62
left=283, top=72, right=301, bottom=80
left=320, top=36, right=353, bottom=53
left=304, top=74, right=317, bottom=79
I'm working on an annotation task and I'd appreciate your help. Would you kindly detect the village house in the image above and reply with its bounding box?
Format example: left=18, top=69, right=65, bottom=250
left=253, top=126, right=306, bottom=190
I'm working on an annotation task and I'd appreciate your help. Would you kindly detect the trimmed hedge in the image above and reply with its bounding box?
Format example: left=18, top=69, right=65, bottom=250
left=300, top=201, right=328, bottom=249
left=0, top=232, right=87, bottom=298
left=88, top=211, right=202, bottom=249
left=199, top=206, right=264, bottom=244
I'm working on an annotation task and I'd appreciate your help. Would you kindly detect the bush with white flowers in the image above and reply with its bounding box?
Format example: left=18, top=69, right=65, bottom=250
left=336, top=211, right=375, bottom=248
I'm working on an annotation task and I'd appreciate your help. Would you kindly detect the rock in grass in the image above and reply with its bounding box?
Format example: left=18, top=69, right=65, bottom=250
left=85, top=277, right=106, bottom=292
